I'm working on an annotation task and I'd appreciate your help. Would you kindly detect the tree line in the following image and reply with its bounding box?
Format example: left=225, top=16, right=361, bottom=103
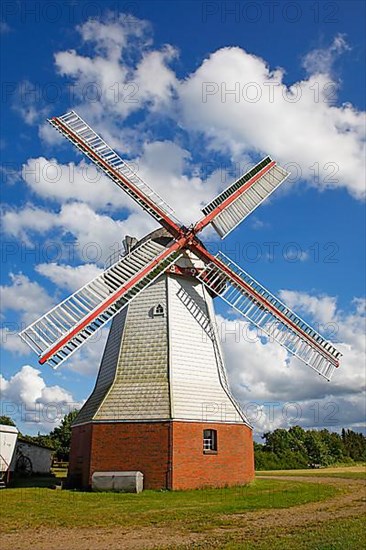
left=255, top=426, right=366, bottom=470
left=2, top=414, right=365, bottom=467
left=0, top=411, right=78, bottom=461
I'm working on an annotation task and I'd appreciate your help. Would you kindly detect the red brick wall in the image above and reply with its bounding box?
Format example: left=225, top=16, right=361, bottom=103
left=171, top=422, right=254, bottom=490
left=91, top=422, right=171, bottom=490
left=68, top=421, right=254, bottom=490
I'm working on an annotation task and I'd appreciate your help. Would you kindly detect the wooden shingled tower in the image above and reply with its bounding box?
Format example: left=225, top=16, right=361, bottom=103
left=20, top=111, right=342, bottom=490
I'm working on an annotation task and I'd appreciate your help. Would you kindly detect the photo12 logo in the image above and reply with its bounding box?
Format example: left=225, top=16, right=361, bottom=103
left=201, top=2, right=340, bottom=24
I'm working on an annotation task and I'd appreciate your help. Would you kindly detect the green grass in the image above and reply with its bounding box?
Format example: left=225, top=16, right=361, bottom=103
left=257, top=465, right=366, bottom=480
left=0, top=479, right=338, bottom=534
left=172, top=516, right=366, bottom=549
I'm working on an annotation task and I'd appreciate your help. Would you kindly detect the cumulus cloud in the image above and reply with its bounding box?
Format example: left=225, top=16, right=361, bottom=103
left=12, top=80, right=50, bottom=126
left=5, top=136, right=226, bottom=253
left=178, top=45, right=365, bottom=200
left=48, top=16, right=365, bottom=203
left=35, top=262, right=103, bottom=293
left=218, top=291, right=365, bottom=435
left=20, top=147, right=220, bottom=225
left=0, top=327, right=30, bottom=355
left=0, top=273, right=54, bottom=325
left=302, top=34, right=351, bottom=75
left=134, top=140, right=223, bottom=225
left=54, top=13, right=177, bottom=123
left=2, top=201, right=156, bottom=264
left=21, top=156, right=135, bottom=211
left=278, top=290, right=338, bottom=325
left=1, top=204, right=56, bottom=245
left=0, top=366, right=82, bottom=430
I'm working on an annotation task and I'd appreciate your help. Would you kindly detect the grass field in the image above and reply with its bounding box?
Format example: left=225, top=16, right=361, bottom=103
left=257, top=464, right=366, bottom=480
left=1, top=466, right=365, bottom=549
left=1, top=478, right=337, bottom=532
left=198, top=516, right=366, bottom=550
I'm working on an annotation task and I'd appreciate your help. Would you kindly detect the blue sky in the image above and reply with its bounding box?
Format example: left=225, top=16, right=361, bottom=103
left=0, top=0, right=365, bottom=437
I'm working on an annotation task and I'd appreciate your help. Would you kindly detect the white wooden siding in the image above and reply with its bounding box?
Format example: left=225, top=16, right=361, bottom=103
left=74, top=265, right=247, bottom=426
left=167, top=275, right=243, bottom=423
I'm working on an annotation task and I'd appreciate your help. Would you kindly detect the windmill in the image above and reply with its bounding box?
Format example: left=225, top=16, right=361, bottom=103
left=19, top=111, right=342, bottom=490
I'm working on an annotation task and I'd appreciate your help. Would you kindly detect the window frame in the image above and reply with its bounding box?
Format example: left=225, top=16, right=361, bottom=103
left=152, top=303, right=165, bottom=317
left=203, top=429, right=218, bottom=454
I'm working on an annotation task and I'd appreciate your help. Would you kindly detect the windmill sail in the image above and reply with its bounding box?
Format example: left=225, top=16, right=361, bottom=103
left=197, top=157, right=290, bottom=238
left=19, top=239, right=183, bottom=368
left=196, top=251, right=341, bottom=380
left=48, top=111, right=182, bottom=235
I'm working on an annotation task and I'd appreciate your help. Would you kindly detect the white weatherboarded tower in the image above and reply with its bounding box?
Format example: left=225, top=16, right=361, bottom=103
left=70, top=230, right=253, bottom=490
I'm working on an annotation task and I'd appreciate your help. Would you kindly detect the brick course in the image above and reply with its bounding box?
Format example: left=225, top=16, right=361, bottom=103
left=68, top=420, right=254, bottom=490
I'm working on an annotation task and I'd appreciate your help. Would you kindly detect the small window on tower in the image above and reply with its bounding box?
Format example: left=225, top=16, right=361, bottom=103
left=203, top=429, right=217, bottom=453
left=153, top=304, right=165, bottom=317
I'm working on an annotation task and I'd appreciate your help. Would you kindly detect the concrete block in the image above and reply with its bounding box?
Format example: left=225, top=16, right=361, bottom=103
left=92, top=471, right=144, bottom=493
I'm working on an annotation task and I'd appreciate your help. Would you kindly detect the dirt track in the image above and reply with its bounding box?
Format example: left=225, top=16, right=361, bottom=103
left=2, top=475, right=365, bottom=550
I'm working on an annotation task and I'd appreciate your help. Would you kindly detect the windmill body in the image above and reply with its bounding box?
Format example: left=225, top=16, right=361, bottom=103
left=70, top=230, right=253, bottom=489
left=20, top=111, right=342, bottom=490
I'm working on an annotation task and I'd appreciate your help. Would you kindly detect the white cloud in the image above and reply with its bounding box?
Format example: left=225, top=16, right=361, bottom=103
left=4, top=133, right=227, bottom=254
left=1, top=202, right=156, bottom=264
left=302, top=34, right=351, bottom=75
left=54, top=13, right=177, bottom=123
left=35, top=262, right=102, bottom=293
left=217, top=291, right=365, bottom=435
left=353, top=297, right=366, bottom=316
left=134, top=45, right=178, bottom=111
left=52, top=18, right=365, bottom=202
left=177, top=45, right=365, bottom=200
left=134, top=140, right=223, bottom=225
left=77, top=13, right=150, bottom=60
left=0, top=327, right=29, bottom=355
left=0, top=273, right=54, bottom=325
left=12, top=80, right=50, bottom=126
left=1, top=204, right=56, bottom=245
left=0, top=365, right=82, bottom=431
left=21, top=142, right=223, bottom=226
left=21, top=156, right=135, bottom=211
left=38, top=123, right=65, bottom=146
left=278, top=290, right=337, bottom=324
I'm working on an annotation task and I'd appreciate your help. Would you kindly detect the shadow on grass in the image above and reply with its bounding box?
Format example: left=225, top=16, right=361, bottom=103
left=10, top=473, right=65, bottom=489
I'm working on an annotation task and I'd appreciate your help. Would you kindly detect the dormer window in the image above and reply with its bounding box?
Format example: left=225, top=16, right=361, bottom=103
left=153, top=304, right=165, bottom=317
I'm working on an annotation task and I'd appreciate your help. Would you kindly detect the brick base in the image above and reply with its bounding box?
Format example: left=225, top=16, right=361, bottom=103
left=68, top=421, right=254, bottom=490
left=172, top=422, right=254, bottom=490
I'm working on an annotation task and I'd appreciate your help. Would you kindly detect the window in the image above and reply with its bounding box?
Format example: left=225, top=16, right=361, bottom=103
left=153, top=303, right=165, bottom=317
left=203, top=429, right=217, bottom=453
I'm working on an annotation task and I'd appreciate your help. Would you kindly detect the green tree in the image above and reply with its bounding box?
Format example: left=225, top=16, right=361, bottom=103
left=319, top=429, right=345, bottom=464
left=342, top=429, right=366, bottom=461
left=304, top=431, right=331, bottom=466
left=263, top=429, right=292, bottom=454
left=255, top=426, right=366, bottom=470
left=49, top=410, right=79, bottom=461
left=288, top=425, right=307, bottom=454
